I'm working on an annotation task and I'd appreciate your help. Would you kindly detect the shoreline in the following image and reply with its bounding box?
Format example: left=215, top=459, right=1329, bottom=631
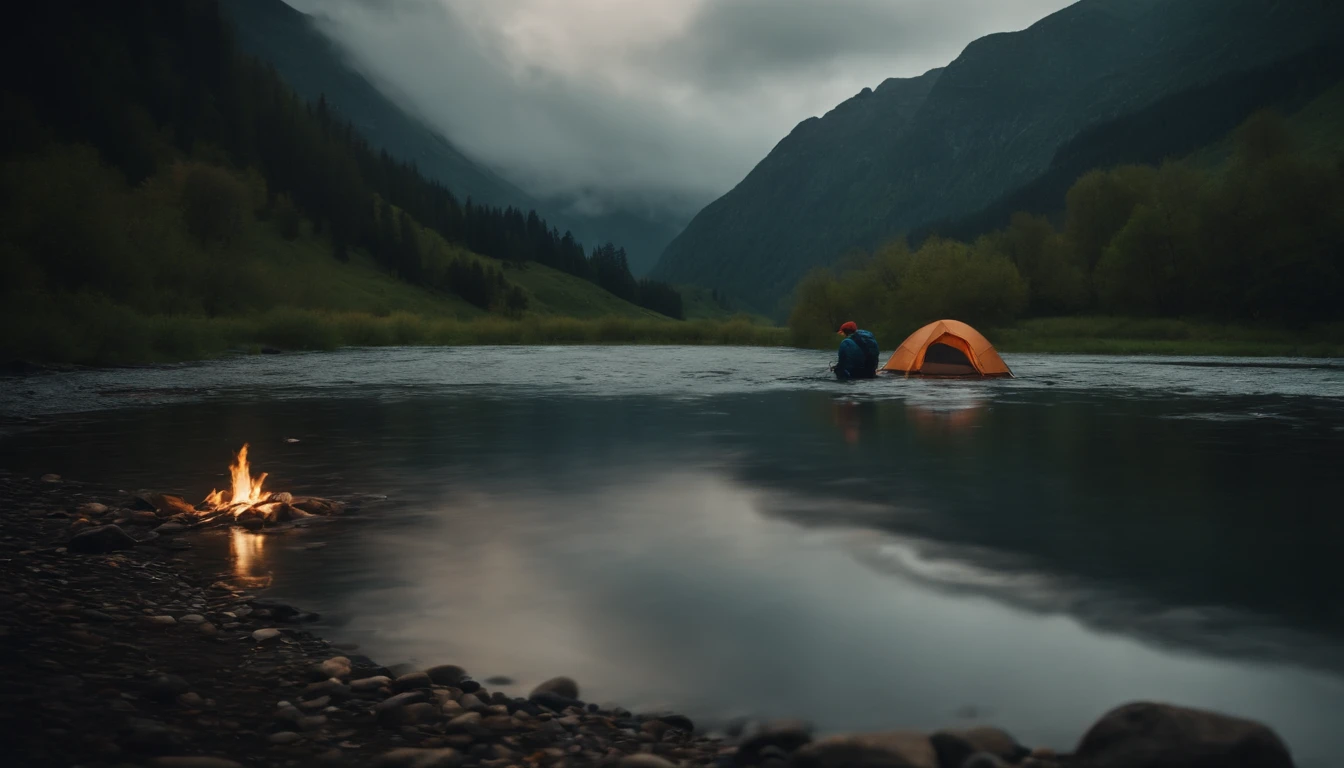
left=0, top=473, right=1302, bottom=768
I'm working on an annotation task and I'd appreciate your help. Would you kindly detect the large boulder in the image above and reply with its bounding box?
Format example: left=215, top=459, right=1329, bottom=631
left=1073, top=702, right=1295, bottom=768
left=790, top=731, right=937, bottom=768
left=931, top=727, right=1031, bottom=766
left=529, top=676, right=579, bottom=701
left=68, top=524, right=137, bottom=554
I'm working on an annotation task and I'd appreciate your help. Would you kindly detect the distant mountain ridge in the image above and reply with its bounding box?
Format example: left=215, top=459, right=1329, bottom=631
left=221, top=0, right=681, bottom=275
left=650, top=0, right=1344, bottom=314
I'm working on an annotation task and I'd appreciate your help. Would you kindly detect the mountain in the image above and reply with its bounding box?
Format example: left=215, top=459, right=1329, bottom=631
left=221, top=0, right=681, bottom=275
left=650, top=0, right=1344, bottom=314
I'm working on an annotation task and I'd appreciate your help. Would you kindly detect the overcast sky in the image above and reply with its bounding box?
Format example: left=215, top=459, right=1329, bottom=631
left=287, top=0, right=1075, bottom=217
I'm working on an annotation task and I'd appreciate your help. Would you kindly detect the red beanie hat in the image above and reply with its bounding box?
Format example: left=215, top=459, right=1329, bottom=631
left=838, top=321, right=858, bottom=335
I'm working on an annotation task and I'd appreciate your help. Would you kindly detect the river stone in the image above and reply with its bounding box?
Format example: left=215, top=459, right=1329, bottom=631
left=529, top=676, right=578, bottom=701
left=41, top=473, right=61, bottom=483
left=268, top=731, right=302, bottom=744
left=77, top=502, right=109, bottom=515
left=372, top=747, right=461, bottom=768
left=457, top=693, right=487, bottom=712
left=399, top=702, right=438, bottom=726
left=446, top=712, right=482, bottom=731
left=156, top=522, right=188, bottom=534
left=144, top=615, right=177, bottom=627
left=68, top=524, right=137, bottom=554
left=620, top=755, right=678, bottom=768
left=314, top=656, right=352, bottom=680
left=391, top=671, right=433, bottom=693
left=177, top=614, right=205, bottom=625
left=426, top=664, right=469, bottom=686
left=931, top=727, right=1030, bottom=767
left=374, top=691, right=430, bottom=725
left=1073, top=702, right=1294, bottom=768
left=147, top=759, right=245, bottom=768
left=252, top=628, right=282, bottom=642
left=790, top=731, right=937, bottom=768
left=351, top=675, right=391, bottom=693
left=148, top=674, right=191, bottom=702
left=303, top=679, right=350, bottom=701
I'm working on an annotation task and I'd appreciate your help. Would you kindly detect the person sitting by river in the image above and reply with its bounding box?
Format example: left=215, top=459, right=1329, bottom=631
left=833, top=321, right=879, bottom=380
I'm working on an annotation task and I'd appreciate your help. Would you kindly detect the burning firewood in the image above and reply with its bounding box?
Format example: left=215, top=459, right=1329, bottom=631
left=195, top=445, right=343, bottom=530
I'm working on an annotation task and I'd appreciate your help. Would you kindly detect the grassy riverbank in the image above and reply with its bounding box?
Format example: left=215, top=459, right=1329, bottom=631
left=988, top=317, right=1344, bottom=357
left=0, top=300, right=790, bottom=366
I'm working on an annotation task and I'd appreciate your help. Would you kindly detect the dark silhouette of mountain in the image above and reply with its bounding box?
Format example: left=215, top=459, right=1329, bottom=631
left=650, top=0, right=1344, bottom=314
left=221, top=0, right=681, bottom=275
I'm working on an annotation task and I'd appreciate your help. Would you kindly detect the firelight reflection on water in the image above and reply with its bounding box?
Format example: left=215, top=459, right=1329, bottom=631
left=230, top=527, right=271, bottom=589
left=3, top=347, right=1344, bottom=766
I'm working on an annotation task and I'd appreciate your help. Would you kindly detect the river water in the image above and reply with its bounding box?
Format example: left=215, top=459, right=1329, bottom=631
left=2, top=347, right=1343, bottom=764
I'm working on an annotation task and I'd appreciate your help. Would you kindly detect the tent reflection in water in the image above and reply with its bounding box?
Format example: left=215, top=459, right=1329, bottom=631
left=882, top=319, right=1014, bottom=378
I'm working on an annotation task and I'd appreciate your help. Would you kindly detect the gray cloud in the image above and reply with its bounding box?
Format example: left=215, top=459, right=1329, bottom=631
left=286, top=0, right=1073, bottom=218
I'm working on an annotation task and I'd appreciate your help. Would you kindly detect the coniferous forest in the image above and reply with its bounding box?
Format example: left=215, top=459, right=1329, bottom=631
left=1, top=0, right=683, bottom=353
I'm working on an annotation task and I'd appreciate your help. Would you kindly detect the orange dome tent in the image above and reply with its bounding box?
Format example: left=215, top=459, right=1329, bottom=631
left=882, top=319, right=1013, bottom=378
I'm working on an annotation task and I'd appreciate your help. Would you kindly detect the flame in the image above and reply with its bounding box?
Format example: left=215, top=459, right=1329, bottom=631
left=204, top=444, right=272, bottom=515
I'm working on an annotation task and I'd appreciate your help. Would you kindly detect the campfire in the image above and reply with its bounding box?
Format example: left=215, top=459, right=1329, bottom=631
left=199, top=444, right=342, bottom=530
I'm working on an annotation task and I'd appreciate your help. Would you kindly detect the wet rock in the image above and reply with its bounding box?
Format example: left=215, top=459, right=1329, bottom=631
left=68, top=524, right=137, bottom=554
left=198, top=622, right=216, bottom=636
left=251, top=628, right=282, bottom=643
left=642, top=712, right=695, bottom=734
left=351, top=675, right=391, bottom=693
left=312, top=656, right=352, bottom=681
left=41, top=473, right=61, bottom=483
left=131, top=510, right=161, bottom=525
left=249, top=598, right=302, bottom=620
left=529, top=675, right=579, bottom=701
left=303, top=679, right=351, bottom=701
left=178, top=614, right=206, bottom=625
left=457, top=693, right=486, bottom=712
left=296, top=715, right=327, bottom=731
left=374, top=691, right=430, bottom=724
left=530, top=690, right=581, bottom=713
left=268, top=731, right=302, bottom=745
left=391, top=671, right=433, bottom=694
left=372, top=747, right=462, bottom=768
left=148, top=674, right=191, bottom=702
left=446, top=712, right=481, bottom=730
left=300, top=696, right=330, bottom=711
left=426, top=664, right=469, bottom=686
left=147, top=758, right=245, bottom=768
left=398, top=702, right=438, bottom=726
left=737, top=720, right=813, bottom=765
left=790, top=731, right=937, bottom=768
left=156, top=522, right=188, bottom=534
left=620, top=755, right=679, bottom=768
left=931, top=727, right=1029, bottom=767
left=176, top=692, right=205, bottom=709
left=144, top=615, right=178, bottom=627
left=1073, top=702, right=1294, bottom=768
left=77, top=502, right=109, bottom=515
left=81, top=609, right=116, bottom=622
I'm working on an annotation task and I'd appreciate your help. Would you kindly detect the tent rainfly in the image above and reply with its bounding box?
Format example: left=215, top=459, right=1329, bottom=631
left=882, top=319, right=1013, bottom=378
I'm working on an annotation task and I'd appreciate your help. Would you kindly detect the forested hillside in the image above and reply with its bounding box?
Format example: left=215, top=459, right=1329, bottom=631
left=220, top=0, right=683, bottom=276
left=788, top=105, right=1344, bottom=350
left=653, top=0, right=1344, bottom=315
left=1, top=1, right=690, bottom=363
